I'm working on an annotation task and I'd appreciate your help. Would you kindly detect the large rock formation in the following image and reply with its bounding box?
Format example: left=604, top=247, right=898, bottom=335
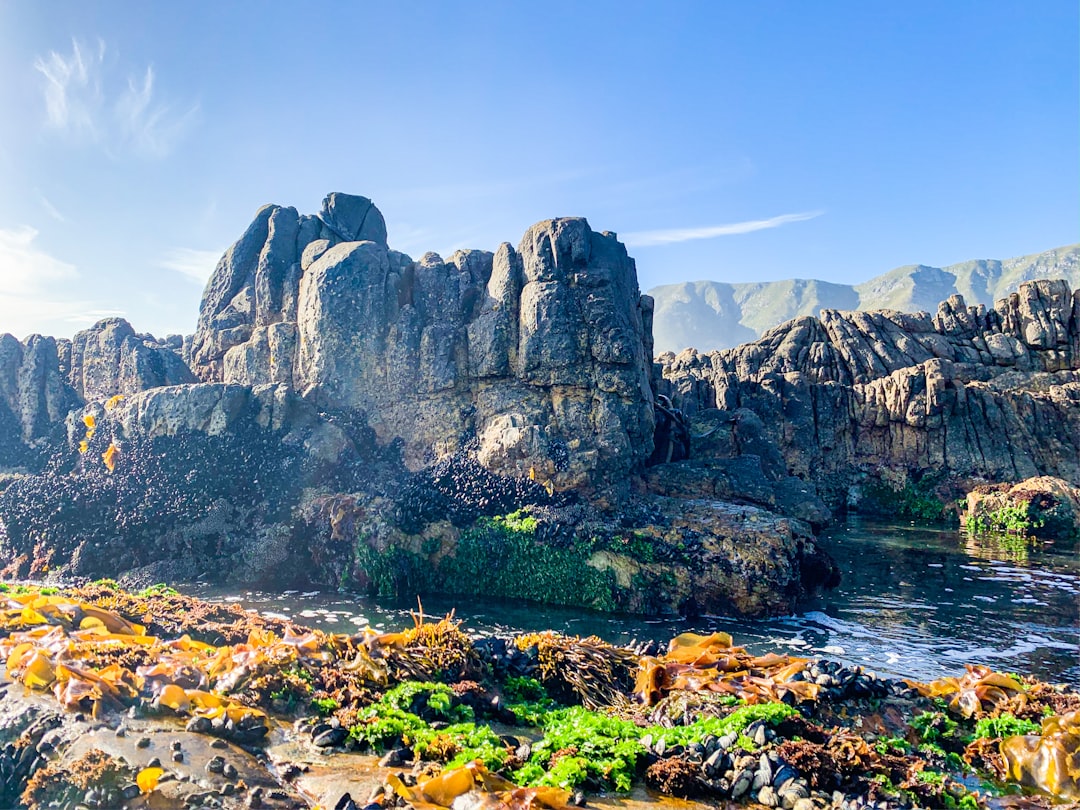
left=659, top=280, right=1080, bottom=508
left=0, top=193, right=837, bottom=618
left=188, top=193, right=655, bottom=497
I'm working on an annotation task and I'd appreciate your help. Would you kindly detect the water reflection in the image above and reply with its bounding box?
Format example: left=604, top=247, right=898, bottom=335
left=188, top=516, right=1079, bottom=687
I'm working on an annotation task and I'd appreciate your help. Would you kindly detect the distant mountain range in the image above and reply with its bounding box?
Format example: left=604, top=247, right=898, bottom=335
left=648, top=244, right=1080, bottom=354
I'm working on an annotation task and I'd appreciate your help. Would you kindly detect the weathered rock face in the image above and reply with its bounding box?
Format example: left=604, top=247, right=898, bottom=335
left=0, top=320, right=193, bottom=470
left=68, top=317, right=193, bottom=403
left=0, top=334, right=77, bottom=467
left=191, top=194, right=655, bottom=497
left=0, top=192, right=838, bottom=618
left=659, top=280, right=1080, bottom=507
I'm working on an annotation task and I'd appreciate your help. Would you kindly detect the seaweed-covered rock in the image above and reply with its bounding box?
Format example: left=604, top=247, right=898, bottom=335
left=0, top=192, right=838, bottom=617
left=964, top=476, right=1080, bottom=541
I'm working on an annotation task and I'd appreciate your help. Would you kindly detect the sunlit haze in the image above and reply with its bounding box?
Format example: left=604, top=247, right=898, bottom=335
left=0, top=1, right=1077, bottom=339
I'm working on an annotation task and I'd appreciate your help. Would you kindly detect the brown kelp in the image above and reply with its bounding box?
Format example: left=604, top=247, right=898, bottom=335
left=1, top=583, right=1079, bottom=808
left=634, top=631, right=820, bottom=706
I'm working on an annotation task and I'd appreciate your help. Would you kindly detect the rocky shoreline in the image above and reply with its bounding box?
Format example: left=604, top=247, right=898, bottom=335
left=2, top=192, right=1076, bottom=620
left=0, top=582, right=1076, bottom=810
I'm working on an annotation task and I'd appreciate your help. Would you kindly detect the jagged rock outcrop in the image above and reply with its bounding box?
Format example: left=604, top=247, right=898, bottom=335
left=189, top=193, right=655, bottom=497
left=67, top=317, right=193, bottom=402
left=649, top=243, right=1080, bottom=353
left=0, top=334, right=77, bottom=467
left=659, top=280, right=1080, bottom=507
left=0, top=320, right=193, bottom=470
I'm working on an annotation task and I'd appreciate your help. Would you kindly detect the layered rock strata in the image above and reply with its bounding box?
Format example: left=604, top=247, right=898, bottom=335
left=658, top=280, right=1080, bottom=507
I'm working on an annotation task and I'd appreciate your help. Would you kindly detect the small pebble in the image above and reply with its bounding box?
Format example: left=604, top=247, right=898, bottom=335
left=172, top=750, right=184, bottom=763
left=136, top=737, right=152, bottom=749
left=147, top=756, right=162, bottom=768
left=114, top=725, right=127, bottom=738
left=171, top=739, right=183, bottom=751
left=207, top=756, right=226, bottom=775
left=223, top=762, right=238, bottom=779
left=211, top=738, right=229, bottom=749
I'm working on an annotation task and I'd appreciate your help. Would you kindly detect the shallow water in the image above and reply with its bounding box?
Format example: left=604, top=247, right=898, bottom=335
left=188, top=516, right=1079, bottom=686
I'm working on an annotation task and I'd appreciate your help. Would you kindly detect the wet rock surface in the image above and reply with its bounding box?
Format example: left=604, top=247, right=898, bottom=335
left=0, top=584, right=1076, bottom=810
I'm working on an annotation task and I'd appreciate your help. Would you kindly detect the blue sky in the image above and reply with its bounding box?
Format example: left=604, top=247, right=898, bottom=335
left=0, top=1, right=1077, bottom=339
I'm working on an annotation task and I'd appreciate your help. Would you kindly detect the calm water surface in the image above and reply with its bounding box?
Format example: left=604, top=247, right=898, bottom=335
left=189, top=517, right=1079, bottom=686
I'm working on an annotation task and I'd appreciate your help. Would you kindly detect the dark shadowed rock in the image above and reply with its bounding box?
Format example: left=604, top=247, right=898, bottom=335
left=320, top=192, right=388, bottom=245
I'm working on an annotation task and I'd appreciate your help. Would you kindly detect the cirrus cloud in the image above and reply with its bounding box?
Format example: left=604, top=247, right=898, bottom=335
left=33, top=38, right=199, bottom=159
left=622, top=210, right=824, bottom=247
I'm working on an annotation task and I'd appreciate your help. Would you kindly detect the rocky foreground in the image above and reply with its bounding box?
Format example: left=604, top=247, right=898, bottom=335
left=0, top=583, right=1077, bottom=810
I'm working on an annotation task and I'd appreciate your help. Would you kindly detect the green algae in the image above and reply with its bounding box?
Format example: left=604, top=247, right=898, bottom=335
left=348, top=511, right=626, bottom=611
left=973, top=713, right=1041, bottom=739
left=861, top=477, right=947, bottom=522
left=965, top=503, right=1045, bottom=536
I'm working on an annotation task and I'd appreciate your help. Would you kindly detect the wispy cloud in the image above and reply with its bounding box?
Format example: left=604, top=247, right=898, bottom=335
left=0, top=226, right=123, bottom=338
left=0, top=226, right=77, bottom=293
left=622, top=210, right=824, bottom=247
left=37, top=192, right=68, bottom=223
left=33, top=38, right=198, bottom=158
left=34, top=38, right=105, bottom=137
left=160, top=247, right=222, bottom=284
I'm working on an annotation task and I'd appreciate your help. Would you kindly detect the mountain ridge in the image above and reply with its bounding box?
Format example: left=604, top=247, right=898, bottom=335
left=649, top=244, right=1080, bottom=353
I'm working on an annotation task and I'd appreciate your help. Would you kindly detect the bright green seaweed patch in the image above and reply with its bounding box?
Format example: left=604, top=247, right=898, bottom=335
left=517, top=707, right=646, bottom=791
left=436, top=513, right=621, bottom=611
left=411, top=722, right=510, bottom=770
left=346, top=679, right=798, bottom=793
left=348, top=682, right=473, bottom=749
left=965, top=503, right=1044, bottom=536
left=974, top=714, right=1041, bottom=740
left=518, top=702, right=799, bottom=792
